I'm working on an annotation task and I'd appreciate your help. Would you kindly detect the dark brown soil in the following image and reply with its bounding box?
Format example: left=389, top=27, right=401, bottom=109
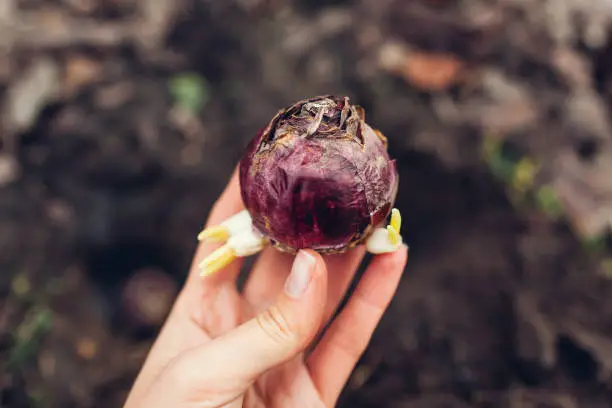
left=3, top=1, right=612, bottom=407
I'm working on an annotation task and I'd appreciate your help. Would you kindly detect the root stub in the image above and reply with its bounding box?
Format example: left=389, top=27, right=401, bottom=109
left=196, top=208, right=404, bottom=277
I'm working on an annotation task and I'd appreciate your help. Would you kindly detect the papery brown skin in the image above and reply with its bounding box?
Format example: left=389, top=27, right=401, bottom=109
left=239, top=95, right=398, bottom=254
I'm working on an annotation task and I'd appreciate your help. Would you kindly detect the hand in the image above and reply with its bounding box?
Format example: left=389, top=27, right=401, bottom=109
left=123, top=167, right=408, bottom=408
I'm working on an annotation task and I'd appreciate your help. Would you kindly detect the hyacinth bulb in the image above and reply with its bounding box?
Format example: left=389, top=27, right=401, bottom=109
left=197, top=95, right=403, bottom=277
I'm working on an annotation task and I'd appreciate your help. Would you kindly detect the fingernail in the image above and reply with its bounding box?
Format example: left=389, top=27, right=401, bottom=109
left=284, top=250, right=316, bottom=298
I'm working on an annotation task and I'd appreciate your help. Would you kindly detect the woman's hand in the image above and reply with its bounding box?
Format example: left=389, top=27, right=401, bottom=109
left=123, top=167, right=408, bottom=407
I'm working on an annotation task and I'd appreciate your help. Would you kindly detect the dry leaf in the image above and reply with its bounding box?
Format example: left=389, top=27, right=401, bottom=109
left=400, top=50, right=465, bottom=91
left=64, top=54, right=102, bottom=94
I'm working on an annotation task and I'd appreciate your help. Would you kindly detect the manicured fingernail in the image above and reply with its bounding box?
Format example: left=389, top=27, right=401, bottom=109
left=284, top=250, right=316, bottom=298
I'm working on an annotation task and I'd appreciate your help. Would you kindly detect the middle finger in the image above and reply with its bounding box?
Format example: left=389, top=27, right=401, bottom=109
left=242, top=245, right=366, bottom=322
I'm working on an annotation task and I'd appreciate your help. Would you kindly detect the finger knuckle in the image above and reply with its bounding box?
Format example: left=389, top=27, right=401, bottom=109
left=256, top=304, right=298, bottom=346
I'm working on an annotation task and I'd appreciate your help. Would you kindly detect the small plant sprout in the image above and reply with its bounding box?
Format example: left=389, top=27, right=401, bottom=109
left=197, top=95, right=404, bottom=277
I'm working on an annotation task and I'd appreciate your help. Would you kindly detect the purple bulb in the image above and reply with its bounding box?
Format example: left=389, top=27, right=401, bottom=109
left=239, top=95, right=399, bottom=254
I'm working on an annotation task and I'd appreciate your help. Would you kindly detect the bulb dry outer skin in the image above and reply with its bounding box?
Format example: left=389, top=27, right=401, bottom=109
left=239, top=95, right=399, bottom=254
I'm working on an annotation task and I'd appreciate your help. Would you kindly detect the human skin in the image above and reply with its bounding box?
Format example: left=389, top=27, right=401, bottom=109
left=123, top=166, right=409, bottom=408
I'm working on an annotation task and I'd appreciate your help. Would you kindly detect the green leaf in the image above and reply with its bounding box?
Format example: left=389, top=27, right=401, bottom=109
left=8, top=307, right=53, bottom=371
left=583, top=234, right=607, bottom=254
left=169, top=72, right=209, bottom=114
left=535, top=185, right=563, bottom=219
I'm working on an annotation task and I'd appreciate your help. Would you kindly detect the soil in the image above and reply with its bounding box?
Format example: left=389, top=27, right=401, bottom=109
left=3, top=0, right=612, bottom=407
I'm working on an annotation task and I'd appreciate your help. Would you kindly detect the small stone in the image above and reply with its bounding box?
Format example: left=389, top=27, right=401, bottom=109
left=552, top=46, right=592, bottom=89
left=46, top=200, right=73, bottom=225
left=75, top=337, right=98, bottom=360
left=0, top=155, right=19, bottom=186
left=121, top=267, right=178, bottom=329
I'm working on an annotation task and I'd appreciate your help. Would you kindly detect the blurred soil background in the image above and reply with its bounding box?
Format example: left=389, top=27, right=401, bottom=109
left=3, top=0, right=612, bottom=407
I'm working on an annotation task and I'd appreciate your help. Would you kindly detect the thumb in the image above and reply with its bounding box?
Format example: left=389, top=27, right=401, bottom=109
left=185, top=249, right=328, bottom=388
